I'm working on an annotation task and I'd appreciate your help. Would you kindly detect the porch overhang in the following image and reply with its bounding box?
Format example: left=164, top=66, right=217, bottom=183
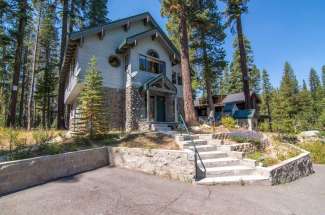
left=141, top=74, right=177, bottom=94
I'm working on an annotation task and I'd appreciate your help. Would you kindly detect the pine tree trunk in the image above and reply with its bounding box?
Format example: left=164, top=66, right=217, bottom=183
left=7, top=0, right=27, bottom=127
left=27, top=8, right=42, bottom=130
left=179, top=6, right=197, bottom=125
left=236, top=15, right=251, bottom=109
left=201, top=33, right=214, bottom=116
left=57, top=0, right=69, bottom=129
left=18, top=47, right=27, bottom=127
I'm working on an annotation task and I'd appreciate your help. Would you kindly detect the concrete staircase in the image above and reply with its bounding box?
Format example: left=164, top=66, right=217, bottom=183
left=175, top=134, right=270, bottom=185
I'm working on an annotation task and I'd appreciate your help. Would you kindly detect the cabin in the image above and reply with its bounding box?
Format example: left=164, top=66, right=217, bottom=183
left=61, top=12, right=184, bottom=132
left=194, top=92, right=260, bottom=130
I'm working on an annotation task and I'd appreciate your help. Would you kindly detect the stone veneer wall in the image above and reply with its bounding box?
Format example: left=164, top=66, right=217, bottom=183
left=125, top=86, right=144, bottom=131
left=258, top=152, right=314, bottom=185
left=103, top=87, right=125, bottom=130
left=108, top=147, right=195, bottom=183
left=0, top=147, right=109, bottom=196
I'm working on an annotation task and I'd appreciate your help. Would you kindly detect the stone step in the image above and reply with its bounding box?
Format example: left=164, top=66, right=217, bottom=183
left=199, top=151, right=228, bottom=159
left=199, top=157, right=240, bottom=168
left=197, top=175, right=270, bottom=186
left=175, top=135, right=200, bottom=141
left=186, top=145, right=217, bottom=152
left=182, top=139, right=207, bottom=147
left=205, top=165, right=256, bottom=177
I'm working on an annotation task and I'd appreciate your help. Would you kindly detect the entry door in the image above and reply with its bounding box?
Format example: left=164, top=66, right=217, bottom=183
left=156, top=96, right=166, bottom=122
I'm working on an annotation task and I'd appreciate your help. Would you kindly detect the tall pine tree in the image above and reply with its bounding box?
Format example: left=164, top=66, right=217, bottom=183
left=222, top=0, right=251, bottom=108
left=78, top=56, right=107, bottom=138
left=261, top=69, right=272, bottom=130
left=191, top=0, right=226, bottom=115
left=86, top=0, right=109, bottom=27
left=272, top=62, right=299, bottom=133
left=161, top=0, right=198, bottom=125
left=229, top=37, right=260, bottom=94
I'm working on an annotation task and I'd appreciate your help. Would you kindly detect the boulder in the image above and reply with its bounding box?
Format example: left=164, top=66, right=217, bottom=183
left=298, top=130, right=320, bottom=142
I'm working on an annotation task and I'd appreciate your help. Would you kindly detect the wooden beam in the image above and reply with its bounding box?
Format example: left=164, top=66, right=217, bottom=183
left=151, top=31, right=159, bottom=40
left=144, top=16, right=150, bottom=25
left=150, top=86, right=176, bottom=94
left=123, top=21, right=130, bottom=32
left=97, top=27, right=105, bottom=40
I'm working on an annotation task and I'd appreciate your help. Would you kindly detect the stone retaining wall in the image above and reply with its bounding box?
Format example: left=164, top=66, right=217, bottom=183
left=0, top=147, right=109, bottom=196
left=108, top=147, right=195, bottom=183
left=267, top=152, right=314, bottom=185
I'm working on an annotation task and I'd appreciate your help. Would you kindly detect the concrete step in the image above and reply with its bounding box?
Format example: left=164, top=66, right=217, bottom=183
left=199, top=151, right=228, bottom=159
left=182, top=139, right=207, bottom=147
left=197, top=175, right=270, bottom=186
left=192, top=134, right=214, bottom=140
left=199, top=157, right=240, bottom=168
left=175, top=134, right=200, bottom=141
left=151, top=124, right=171, bottom=131
left=205, top=165, right=256, bottom=177
left=186, top=145, right=217, bottom=152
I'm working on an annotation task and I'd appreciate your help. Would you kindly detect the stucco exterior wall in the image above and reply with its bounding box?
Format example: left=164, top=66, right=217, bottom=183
left=76, top=22, right=151, bottom=89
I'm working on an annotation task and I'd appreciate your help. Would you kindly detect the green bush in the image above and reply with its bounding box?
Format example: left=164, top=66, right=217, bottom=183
left=258, top=121, right=271, bottom=132
left=262, top=157, right=279, bottom=167
left=38, top=142, right=64, bottom=155
left=221, top=116, right=236, bottom=129
left=230, top=135, right=261, bottom=148
left=247, top=151, right=263, bottom=161
left=299, top=141, right=325, bottom=164
left=32, top=130, right=54, bottom=145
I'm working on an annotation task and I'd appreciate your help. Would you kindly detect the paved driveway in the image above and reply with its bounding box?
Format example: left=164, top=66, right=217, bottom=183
left=0, top=165, right=324, bottom=215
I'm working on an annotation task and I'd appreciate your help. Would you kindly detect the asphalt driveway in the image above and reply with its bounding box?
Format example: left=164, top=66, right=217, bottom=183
left=0, top=165, right=324, bottom=215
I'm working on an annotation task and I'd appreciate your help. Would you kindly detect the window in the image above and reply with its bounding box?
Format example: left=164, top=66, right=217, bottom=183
left=177, top=73, right=182, bottom=85
left=108, top=55, right=121, bottom=67
left=172, top=71, right=177, bottom=84
left=147, top=49, right=159, bottom=59
left=139, top=54, right=166, bottom=74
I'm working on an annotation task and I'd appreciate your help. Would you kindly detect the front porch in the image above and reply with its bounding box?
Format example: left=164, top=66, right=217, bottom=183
left=141, top=75, right=178, bottom=131
left=126, top=73, right=179, bottom=131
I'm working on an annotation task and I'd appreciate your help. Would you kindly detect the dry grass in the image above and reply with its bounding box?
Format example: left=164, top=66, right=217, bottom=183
left=190, top=124, right=231, bottom=134
left=0, top=129, right=179, bottom=162
left=0, top=128, right=65, bottom=150
left=102, top=132, right=179, bottom=150
left=245, top=136, right=301, bottom=167
left=299, top=141, right=325, bottom=164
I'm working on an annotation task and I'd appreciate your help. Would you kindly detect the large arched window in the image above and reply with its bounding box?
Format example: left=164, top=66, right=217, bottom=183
left=147, top=49, right=159, bottom=59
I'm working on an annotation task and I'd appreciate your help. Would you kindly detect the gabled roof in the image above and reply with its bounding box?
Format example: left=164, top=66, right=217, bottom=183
left=69, top=12, right=180, bottom=59
left=223, top=103, right=237, bottom=113
left=222, top=91, right=258, bottom=104
left=142, top=73, right=177, bottom=94
left=116, top=29, right=179, bottom=59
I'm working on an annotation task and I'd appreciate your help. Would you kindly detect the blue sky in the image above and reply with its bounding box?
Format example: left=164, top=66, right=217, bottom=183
left=109, top=0, right=325, bottom=88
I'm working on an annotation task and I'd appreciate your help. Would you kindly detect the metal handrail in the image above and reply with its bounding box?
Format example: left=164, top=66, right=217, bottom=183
left=178, top=114, right=206, bottom=181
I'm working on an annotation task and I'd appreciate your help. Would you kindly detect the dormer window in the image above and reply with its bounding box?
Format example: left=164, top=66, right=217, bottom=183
left=139, top=53, right=166, bottom=74
left=147, top=49, right=159, bottom=59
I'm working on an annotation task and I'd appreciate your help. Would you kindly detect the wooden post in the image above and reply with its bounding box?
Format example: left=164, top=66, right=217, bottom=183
left=147, top=90, right=150, bottom=121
